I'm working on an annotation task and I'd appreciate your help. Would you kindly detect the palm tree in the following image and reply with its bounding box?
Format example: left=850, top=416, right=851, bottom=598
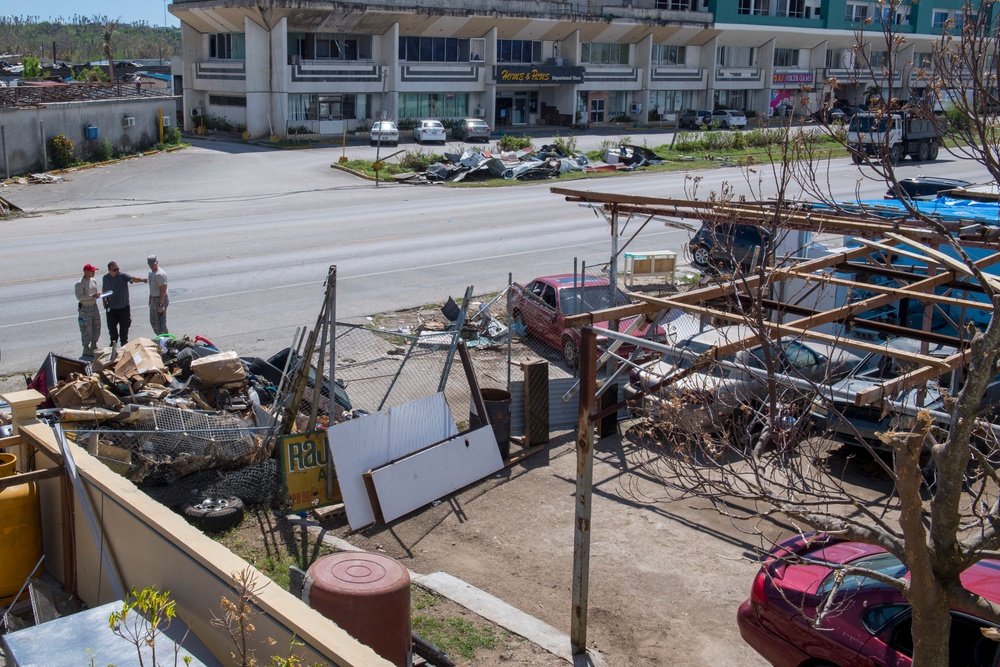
left=103, top=19, right=119, bottom=81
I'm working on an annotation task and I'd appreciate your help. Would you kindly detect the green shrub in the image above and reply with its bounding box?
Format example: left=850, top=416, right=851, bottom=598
left=163, top=126, right=181, bottom=145
left=608, top=113, right=633, bottom=123
left=551, top=132, right=578, bottom=155
left=288, top=125, right=312, bottom=135
left=94, top=138, right=114, bottom=161
left=496, top=134, right=532, bottom=151
left=398, top=148, right=442, bottom=171
left=396, top=118, right=417, bottom=131
left=730, top=130, right=746, bottom=151
left=203, top=114, right=234, bottom=132
left=356, top=118, right=373, bottom=132
left=48, top=134, right=75, bottom=169
left=945, top=106, right=971, bottom=133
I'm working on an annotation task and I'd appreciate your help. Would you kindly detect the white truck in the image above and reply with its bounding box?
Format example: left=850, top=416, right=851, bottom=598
left=847, top=109, right=944, bottom=164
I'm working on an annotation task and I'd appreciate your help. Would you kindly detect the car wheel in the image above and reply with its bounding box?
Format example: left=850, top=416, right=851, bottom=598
left=181, top=496, right=245, bottom=533
left=917, top=142, right=930, bottom=162
left=852, top=151, right=864, bottom=165
left=721, top=121, right=729, bottom=129
left=888, top=145, right=903, bottom=164
left=929, top=143, right=940, bottom=160
left=691, top=244, right=712, bottom=267
left=562, top=336, right=578, bottom=368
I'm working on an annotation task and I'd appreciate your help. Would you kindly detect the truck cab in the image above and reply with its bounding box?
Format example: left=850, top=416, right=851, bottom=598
left=848, top=110, right=942, bottom=164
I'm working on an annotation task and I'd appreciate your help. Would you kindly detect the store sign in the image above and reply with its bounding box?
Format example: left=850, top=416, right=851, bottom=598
left=495, top=65, right=585, bottom=84
left=279, top=430, right=342, bottom=512
left=772, top=70, right=814, bottom=86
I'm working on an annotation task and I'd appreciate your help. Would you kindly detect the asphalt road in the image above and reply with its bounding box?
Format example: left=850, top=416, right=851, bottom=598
left=0, top=132, right=991, bottom=377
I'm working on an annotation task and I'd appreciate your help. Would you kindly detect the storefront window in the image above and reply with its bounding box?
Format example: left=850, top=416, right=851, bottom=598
left=288, top=93, right=366, bottom=121
left=398, top=93, right=469, bottom=119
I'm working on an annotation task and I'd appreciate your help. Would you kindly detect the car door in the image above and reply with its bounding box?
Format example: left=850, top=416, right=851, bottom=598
left=535, top=284, right=563, bottom=347
left=518, top=281, right=558, bottom=347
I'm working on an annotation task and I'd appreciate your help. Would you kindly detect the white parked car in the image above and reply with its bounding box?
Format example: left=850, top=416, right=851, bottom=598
left=369, top=120, right=399, bottom=146
left=412, top=119, right=446, bottom=144
left=712, top=109, right=747, bottom=130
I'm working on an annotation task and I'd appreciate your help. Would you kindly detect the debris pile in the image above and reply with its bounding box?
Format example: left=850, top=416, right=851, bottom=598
left=418, top=144, right=662, bottom=183
left=24, top=329, right=357, bottom=512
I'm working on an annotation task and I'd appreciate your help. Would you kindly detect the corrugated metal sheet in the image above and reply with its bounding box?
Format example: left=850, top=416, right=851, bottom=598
left=509, top=377, right=580, bottom=435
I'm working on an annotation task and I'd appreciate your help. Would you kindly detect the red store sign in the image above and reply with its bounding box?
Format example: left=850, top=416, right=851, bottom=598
left=772, top=71, right=814, bottom=86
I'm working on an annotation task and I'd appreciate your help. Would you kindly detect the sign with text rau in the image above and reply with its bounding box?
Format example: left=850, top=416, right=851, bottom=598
left=280, top=430, right=342, bottom=512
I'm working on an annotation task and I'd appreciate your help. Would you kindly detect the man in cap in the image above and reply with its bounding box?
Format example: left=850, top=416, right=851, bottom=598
left=75, top=264, right=102, bottom=358
left=102, top=260, right=148, bottom=352
left=147, top=255, right=169, bottom=335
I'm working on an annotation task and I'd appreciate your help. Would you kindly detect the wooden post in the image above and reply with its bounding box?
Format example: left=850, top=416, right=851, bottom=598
left=571, top=326, right=597, bottom=654
left=520, top=359, right=549, bottom=447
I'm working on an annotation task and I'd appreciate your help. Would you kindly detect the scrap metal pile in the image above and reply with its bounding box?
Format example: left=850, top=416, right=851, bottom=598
left=419, top=144, right=664, bottom=183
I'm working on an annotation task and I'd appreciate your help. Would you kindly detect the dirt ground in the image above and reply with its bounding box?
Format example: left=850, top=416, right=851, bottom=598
left=310, top=425, right=780, bottom=667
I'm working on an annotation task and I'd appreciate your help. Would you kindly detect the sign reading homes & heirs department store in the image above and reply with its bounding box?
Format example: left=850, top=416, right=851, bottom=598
left=494, top=65, right=585, bottom=84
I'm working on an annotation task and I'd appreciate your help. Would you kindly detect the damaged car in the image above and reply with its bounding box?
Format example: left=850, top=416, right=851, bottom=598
left=624, top=325, right=865, bottom=446
left=509, top=274, right=670, bottom=367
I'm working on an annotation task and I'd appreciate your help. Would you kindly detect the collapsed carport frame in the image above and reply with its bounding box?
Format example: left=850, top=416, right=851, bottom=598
left=551, top=187, right=1000, bottom=655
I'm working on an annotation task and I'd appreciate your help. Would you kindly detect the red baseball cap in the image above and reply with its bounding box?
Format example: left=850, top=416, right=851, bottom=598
left=83, top=264, right=99, bottom=272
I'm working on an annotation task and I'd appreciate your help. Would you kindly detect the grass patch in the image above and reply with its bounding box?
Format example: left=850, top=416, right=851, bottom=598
left=412, top=588, right=503, bottom=660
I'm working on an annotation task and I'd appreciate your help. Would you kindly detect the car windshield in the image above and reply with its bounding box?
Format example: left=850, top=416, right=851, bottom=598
left=557, top=285, right=629, bottom=315
left=817, top=552, right=908, bottom=595
left=470, top=120, right=488, bottom=128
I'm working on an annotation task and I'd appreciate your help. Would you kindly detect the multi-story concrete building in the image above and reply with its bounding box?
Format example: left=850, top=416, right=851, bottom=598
left=167, top=0, right=965, bottom=138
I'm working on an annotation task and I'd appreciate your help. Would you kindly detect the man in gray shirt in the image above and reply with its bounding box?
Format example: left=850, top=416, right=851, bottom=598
left=102, top=260, right=148, bottom=350
left=147, top=255, right=169, bottom=335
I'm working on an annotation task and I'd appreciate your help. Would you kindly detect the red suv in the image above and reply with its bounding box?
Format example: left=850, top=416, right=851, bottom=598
left=738, top=532, right=1000, bottom=667
left=509, top=274, right=667, bottom=367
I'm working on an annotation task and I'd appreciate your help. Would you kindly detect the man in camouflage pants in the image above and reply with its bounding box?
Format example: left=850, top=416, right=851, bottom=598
left=75, top=263, right=102, bottom=359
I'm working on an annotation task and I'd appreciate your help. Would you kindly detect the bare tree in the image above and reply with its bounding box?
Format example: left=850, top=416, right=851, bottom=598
left=616, top=3, right=1000, bottom=665
left=103, top=18, right=119, bottom=82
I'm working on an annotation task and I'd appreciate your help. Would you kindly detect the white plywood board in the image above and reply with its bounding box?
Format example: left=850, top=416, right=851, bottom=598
left=369, top=425, right=503, bottom=524
left=328, top=393, right=459, bottom=530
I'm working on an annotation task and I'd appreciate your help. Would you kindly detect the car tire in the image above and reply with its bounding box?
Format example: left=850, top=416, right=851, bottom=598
left=721, top=121, right=729, bottom=130
left=691, top=244, right=712, bottom=268
left=852, top=151, right=864, bottom=165
left=917, top=142, right=930, bottom=162
left=888, top=145, right=903, bottom=164
left=929, top=143, right=940, bottom=160
left=562, top=336, right=578, bottom=369
left=181, top=496, right=245, bottom=533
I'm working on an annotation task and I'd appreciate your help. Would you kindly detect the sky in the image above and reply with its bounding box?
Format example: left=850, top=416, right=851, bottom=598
left=8, top=0, right=181, bottom=28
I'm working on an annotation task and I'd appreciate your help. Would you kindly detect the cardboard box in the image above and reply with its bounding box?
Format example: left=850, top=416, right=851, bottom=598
left=49, top=375, right=124, bottom=410
left=113, top=338, right=166, bottom=379
left=190, top=351, right=246, bottom=387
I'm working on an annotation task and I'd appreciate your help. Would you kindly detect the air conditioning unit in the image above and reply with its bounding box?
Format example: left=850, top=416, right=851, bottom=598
left=123, top=116, right=136, bottom=127
left=191, top=108, right=201, bottom=117
left=162, top=116, right=172, bottom=126
left=474, top=107, right=485, bottom=116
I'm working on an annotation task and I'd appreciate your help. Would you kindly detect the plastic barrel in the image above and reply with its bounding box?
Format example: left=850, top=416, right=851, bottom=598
left=306, top=552, right=411, bottom=666
left=0, top=453, right=43, bottom=605
left=469, top=388, right=512, bottom=459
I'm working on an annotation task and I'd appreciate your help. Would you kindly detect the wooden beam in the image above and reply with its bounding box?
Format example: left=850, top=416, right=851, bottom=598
left=0, top=465, right=64, bottom=490
left=784, top=270, right=993, bottom=311
left=856, top=350, right=969, bottom=405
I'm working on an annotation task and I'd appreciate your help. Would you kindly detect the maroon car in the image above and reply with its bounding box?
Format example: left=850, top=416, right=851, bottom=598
left=509, top=274, right=667, bottom=367
left=738, top=532, right=1000, bottom=667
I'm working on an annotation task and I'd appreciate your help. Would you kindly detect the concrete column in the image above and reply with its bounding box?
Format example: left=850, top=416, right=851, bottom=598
left=635, top=34, right=653, bottom=123
left=703, top=35, right=718, bottom=109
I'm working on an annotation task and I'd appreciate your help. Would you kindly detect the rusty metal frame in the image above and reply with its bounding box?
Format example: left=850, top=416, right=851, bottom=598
left=552, top=187, right=1000, bottom=406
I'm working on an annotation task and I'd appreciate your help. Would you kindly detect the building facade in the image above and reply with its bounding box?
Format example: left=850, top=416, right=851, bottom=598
left=168, top=0, right=966, bottom=139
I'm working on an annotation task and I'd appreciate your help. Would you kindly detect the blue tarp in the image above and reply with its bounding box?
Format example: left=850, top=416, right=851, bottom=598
left=849, top=197, right=1000, bottom=225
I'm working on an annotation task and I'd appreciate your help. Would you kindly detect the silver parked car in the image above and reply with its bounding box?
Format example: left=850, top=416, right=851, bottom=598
left=624, top=325, right=864, bottom=445
left=808, top=338, right=999, bottom=450
left=412, top=119, right=446, bottom=144
left=453, top=118, right=491, bottom=142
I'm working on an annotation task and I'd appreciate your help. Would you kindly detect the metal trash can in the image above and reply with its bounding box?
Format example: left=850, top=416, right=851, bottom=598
left=469, top=388, right=512, bottom=459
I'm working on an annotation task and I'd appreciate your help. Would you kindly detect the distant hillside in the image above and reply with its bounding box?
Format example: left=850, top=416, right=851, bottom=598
left=0, top=16, right=181, bottom=64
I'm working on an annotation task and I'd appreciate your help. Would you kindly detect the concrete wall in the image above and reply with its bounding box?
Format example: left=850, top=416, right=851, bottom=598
left=0, top=97, right=177, bottom=177
left=2, top=390, right=392, bottom=667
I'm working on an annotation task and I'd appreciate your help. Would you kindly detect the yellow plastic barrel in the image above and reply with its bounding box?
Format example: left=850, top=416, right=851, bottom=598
left=0, top=452, right=43, bottom=605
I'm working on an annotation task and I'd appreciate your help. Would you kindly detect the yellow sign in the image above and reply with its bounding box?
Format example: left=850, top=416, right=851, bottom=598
left=279, top=431, right=342, bottom=512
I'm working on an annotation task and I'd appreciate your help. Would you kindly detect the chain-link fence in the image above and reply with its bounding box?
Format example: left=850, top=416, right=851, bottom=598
left=61, top=259, right=689, bottom=513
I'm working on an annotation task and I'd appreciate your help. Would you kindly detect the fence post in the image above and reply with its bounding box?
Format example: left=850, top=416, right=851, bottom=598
left=570, top=326, right=596, bottom=654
